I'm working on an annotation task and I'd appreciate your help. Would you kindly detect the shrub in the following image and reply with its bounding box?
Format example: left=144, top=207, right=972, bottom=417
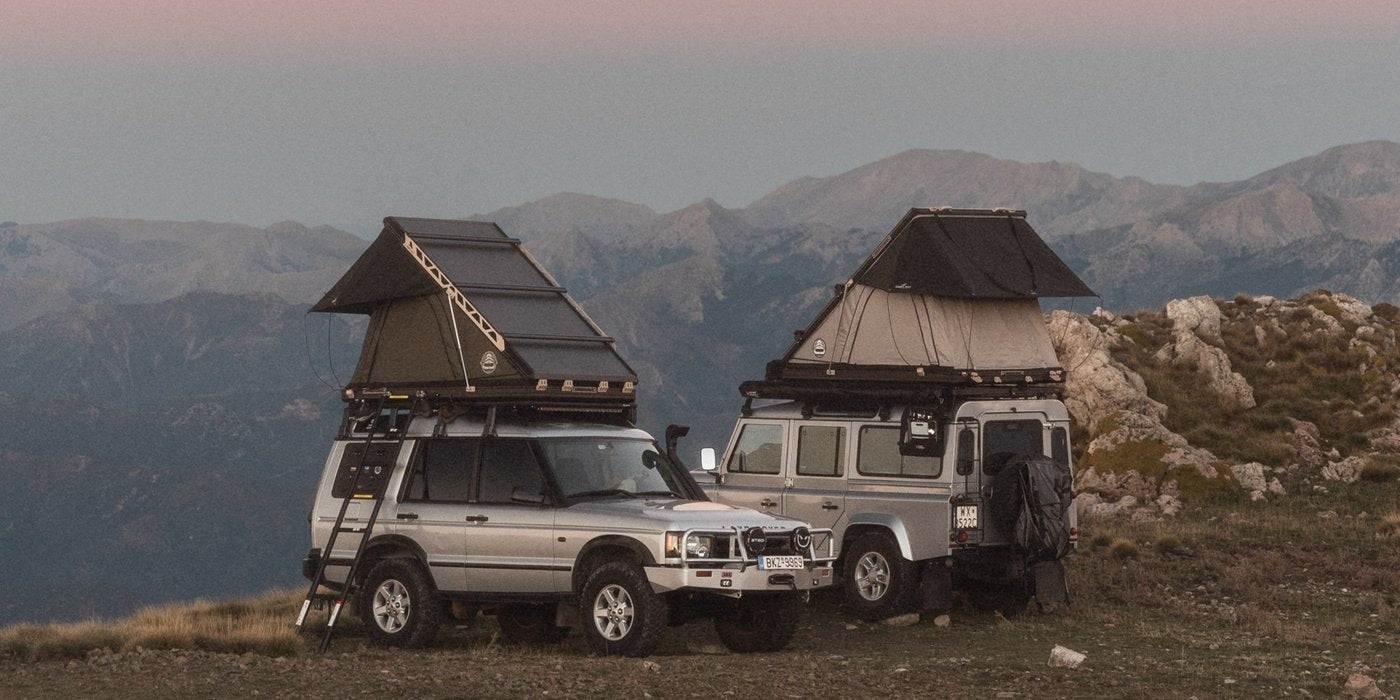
left=1109, top=538, right=1139, bottom=560
left=1091, top=532, right=1114, bottom=549
left=1155, top=535, right=1189, bottom=556
left=1380, top=513, right=1400, bottom=540
left=1359, top=459, right=1400, bottom=483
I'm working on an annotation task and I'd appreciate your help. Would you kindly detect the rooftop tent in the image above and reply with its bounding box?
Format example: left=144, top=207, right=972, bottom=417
left=312, top=217, right=637, bottom=404
left=744, top=208, right=1096, bottom=400
left=854, top=209, right=1095, bottom=298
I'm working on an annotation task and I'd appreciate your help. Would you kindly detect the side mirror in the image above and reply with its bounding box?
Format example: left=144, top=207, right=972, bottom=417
left=700, top=448, right=717, bottom=472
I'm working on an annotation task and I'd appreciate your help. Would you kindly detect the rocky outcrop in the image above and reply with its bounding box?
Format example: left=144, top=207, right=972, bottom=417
left=1049, top=311, right=1166, bottom=428
left=1153, top=296, right=1256, bottom=408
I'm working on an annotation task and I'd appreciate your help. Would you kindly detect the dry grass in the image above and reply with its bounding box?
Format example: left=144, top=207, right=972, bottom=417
left=1108, top=538, right=1139, bottom=560
left=0, top=588, right=306, bottom=660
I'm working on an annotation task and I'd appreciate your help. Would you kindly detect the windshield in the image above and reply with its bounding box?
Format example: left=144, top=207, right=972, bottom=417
left=538, top=438, right=691, bottom=500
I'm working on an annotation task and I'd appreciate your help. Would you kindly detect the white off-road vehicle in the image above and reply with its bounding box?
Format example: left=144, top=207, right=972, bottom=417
left=300, top=404, right=834, bottom=656
left=296, top=216, right=834, bottom=655
left=696, top=208, right=1092, bottom=619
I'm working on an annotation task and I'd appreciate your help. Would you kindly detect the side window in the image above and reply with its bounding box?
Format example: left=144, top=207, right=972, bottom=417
left=1051, top=427, right=1070, bottom=468
left=956, top=428, right=975, bottom=475
left=797, top=425, right=845, bottom=477
left=402, top=439, right=475, bottom=502
left=857, top=426, right=940, bottom=478
left=727, top=423, right=783, bottom=474
left=478, top=439, right=548, bottom=504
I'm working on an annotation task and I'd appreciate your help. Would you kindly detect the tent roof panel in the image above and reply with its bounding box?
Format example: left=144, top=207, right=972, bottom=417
left=854, top=209, right=1095, bottom=298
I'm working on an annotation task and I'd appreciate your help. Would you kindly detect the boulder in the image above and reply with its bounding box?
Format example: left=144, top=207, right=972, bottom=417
left=1287, top=419, right=1328, bottom=469
left=1049, top=311, right=1167, bottom=427
left=1229, top=462, right=1270, bottom=500
left=1154, top=331, right=1256, bottom=408
left=1322, top=455, right=1366, bottom=483
left=1165, top=296, right=1224, bottom=344
left=1331, top=293, right=1375, bottom=326
left=1047, top=645, right=1087, bottom=669
left=1341, top=673, right=1385, bottom=699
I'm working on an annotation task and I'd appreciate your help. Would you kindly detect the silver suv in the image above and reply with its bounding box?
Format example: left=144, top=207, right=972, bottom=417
left=698, top=395, right=1077, bottom=620
left=303, top=411, right=835, bottom=656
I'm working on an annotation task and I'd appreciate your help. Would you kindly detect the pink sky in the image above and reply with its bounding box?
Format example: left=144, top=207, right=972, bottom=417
left=8, top=0, right=1400, bottom=59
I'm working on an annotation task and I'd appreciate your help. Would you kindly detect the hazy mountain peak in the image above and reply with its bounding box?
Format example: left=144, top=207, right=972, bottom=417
left=475, top=192, right=656, bottom=242
left=1240, top=140, right=1400, bottom=199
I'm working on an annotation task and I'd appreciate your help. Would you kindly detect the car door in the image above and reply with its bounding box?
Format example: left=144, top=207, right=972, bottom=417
left=461, top=438, right=559, bottom=593
left=386, top=438, right=477, bottom=593
left=716, top=420, right=788, bottom=515
left=783, top=422, right=848, bottom=531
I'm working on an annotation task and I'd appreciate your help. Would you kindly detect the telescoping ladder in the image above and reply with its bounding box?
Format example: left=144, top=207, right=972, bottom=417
left=295, top=397, right=418, bottom=652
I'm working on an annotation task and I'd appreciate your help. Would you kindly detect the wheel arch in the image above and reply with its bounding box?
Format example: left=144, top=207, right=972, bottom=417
left=843, top=514, right=914, bottom=561
left=571, top=536, right=657, bottom=592
left=359, top=535, right=430, bottom=584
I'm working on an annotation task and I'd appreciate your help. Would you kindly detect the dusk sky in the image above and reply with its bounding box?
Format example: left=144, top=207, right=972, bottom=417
left=5, top=1, right=1400, bottom=234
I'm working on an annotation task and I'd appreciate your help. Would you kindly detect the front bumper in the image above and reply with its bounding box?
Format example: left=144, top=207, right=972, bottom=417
left=646, top=563, right=835, bottom=593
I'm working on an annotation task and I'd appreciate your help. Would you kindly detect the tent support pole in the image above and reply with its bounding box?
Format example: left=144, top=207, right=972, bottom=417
left=446, top=290, right=472, bottom=390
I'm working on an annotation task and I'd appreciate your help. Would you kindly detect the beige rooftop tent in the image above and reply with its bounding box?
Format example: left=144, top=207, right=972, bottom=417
left=744, top=208, right=1096, bottom=401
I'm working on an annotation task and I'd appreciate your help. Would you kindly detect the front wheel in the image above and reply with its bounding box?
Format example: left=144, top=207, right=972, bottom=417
left=578, top=561, right=669, bottom=657
left=358, top=559, right=442, bottom=648
left=713, top=594, right=802, bottom=653
left=842, top=532, right=916, bottom=621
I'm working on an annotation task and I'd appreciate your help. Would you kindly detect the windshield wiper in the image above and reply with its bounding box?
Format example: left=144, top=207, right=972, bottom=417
left=634, top=490, right=683, bottom=498
left=569, top=488, right=638, bottom=500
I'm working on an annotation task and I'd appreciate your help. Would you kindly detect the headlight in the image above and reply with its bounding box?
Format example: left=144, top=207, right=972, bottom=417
left=685, top=534, right=715, bottom=558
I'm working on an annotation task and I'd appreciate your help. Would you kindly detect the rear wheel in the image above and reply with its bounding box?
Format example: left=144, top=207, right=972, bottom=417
left=713, top=594, right=802, bottom=653
left=497, top=603, right=570, bottom=645
left=358, top=559, right=441, bottom=648
left=578, top=561, right=669, bottom=657
left=842, top=532, right=916, bottom=621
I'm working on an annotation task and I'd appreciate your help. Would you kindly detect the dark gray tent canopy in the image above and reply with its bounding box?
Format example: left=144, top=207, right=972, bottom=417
left=313, top=217, right=636, bottom=403
left=745, top=208, right=1095, bottom=400
left=854, top=209, right=1096, bottom=298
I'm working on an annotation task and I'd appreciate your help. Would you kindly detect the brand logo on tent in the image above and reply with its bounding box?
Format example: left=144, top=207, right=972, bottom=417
left=812, top=339, right=826, bottom=358
left=480, top=351, right=498, bottom=374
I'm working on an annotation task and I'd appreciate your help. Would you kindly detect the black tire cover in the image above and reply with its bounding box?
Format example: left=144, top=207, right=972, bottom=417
left=987, top=454, right=1073, bottom=562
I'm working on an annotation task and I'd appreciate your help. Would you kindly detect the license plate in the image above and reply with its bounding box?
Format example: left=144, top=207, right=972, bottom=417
left=759, top=555, right=805, bottom=570
left=955, top=505, right=979, bottom=529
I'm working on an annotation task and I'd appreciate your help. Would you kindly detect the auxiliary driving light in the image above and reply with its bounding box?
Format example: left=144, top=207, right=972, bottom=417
left=744, top=527, right=768, bottom=554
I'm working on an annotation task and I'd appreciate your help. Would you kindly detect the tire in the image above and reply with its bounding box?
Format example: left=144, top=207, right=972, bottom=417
left=578, top=560, right=669, bottom=657
left=713, top=594, right=802, bottom=653
left=842, top=532, right=916, bottom=622
left=497, top=603, right=570, bottom=645
left=358, top=558, right=442, bottom=648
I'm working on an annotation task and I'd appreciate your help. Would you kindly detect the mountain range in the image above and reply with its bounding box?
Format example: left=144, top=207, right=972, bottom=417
left=4, top=140, right=1400, bottom=624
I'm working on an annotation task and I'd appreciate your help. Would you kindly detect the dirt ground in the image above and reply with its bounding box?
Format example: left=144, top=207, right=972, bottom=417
left=4, top=483, right=1398, bottom=699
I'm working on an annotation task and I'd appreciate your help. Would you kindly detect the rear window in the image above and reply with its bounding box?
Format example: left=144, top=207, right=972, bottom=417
left=401, top=439, right=475, bottom=502
left=856, top=426, right=940, bottom=478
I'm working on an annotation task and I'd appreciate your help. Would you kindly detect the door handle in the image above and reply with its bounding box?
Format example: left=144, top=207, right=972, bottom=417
left=821, top=502, right=839, bottom=510
left=759, top=499, right=778, bottom=508
left=465, top=515, right=489, bottom=523
left=396, top=512, right=419, bottom=520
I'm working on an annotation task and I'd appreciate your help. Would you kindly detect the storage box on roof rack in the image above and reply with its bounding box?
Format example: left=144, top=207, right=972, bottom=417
left=311, top=217, right=637, bottom=413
